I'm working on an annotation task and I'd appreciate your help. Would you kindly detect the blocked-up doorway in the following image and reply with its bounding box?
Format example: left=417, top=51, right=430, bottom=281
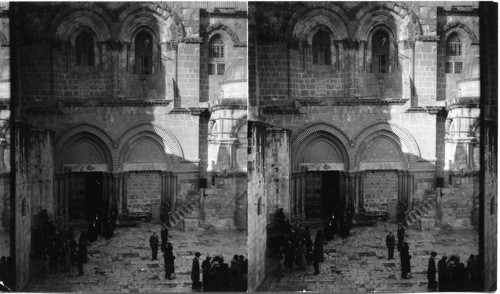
left=68, top=172, right=104, bottom=220
left=305, top=171, right=340, bottom=220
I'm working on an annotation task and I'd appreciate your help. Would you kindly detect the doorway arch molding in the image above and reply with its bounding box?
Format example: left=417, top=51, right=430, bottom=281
left=291, top=122, right=350, bottom=171
left=55, top=123, right=114, bottom=172
left=353, top=122, right=421, bottom=170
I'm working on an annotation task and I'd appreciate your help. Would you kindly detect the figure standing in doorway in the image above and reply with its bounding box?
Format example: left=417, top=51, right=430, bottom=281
left=149, top=231, right=159, bottom=261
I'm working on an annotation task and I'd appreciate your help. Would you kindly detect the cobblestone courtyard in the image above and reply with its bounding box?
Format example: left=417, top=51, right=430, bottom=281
left=25, top=223, right=247, bottom=293
left=269, top=222, right=478, bottom=292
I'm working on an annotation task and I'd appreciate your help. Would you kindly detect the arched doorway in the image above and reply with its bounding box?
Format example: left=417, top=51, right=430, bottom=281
left=357, top=133, right=408, bottom=220
left=60, top=134, right=112, bottom=221
left=295, top=131, right=348, bottom=221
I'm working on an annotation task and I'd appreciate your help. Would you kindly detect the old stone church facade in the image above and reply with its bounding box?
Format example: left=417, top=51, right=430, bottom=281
left=11, top=2, right=247, bottom=289
left=247, top=1, right=484, bottom=290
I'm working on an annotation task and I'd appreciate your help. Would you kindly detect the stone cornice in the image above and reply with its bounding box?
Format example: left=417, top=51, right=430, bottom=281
left=418, top=35, right=440, bottom=42
left=458, top=77, right=480, bottom=83
left=200, top=10, right=248, bottom=19
left=188, top=107, right=209, bottom=116
left=443, top=8, right=479, bottom=16
left=406, top=106, right=444, bottom=114
left=219, top=79, right=247, bottom=86
left=179, top=37, right=203, bottom=44
left=36, top=99, right=173, bottom=108
left=262, top=105, right=301, bottom=115
left=210, top=104, right=247, bottom=112
left=297, top=98, right=409, bottom=106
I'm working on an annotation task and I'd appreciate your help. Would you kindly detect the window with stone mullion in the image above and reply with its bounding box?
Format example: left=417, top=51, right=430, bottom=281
left=372, top=30, right=390, bottom=74
left=209, top=35, right=225, bottom=75
left=135, top=32, right=153, bottom=75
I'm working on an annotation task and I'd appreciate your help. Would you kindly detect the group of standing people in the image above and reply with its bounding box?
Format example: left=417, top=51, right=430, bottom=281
left=32, top=210, right=88, bottom=277
left=87, top=209, right=117, bottom=241
left=427, top=252, right=483, bottom=292
left=149, top=226, right=176, bottom=280
left=385, top=225, right=411, bottom=279
left=323, top=207, right=354, bottom=239
left=192, top=253, right=248, bottom=292
left=271, top=208, right=333, bottom=276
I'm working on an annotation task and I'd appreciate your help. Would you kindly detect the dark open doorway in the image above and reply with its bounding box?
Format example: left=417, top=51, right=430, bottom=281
left=69, top=172, right=104, bottom=221
left=305, top=171, right=340, bottom=220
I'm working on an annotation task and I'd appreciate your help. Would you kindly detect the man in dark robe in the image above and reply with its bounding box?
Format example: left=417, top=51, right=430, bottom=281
left=160, top=204, right=169, bottom=224
left=161, top=226, right=169, bottom=252
left=314, top=230, right=324, bottom=262
left=313, top=241, right=321, bottom=275
left=275, top=208, right=286, bottom=229
left=191, top=252, right=201, bottom=291
left=87, top=221, right=97, bottom=243
left=149, top=231, right=159, bottom=260
left=400, top=242, right=411, bottom=278
left=385, top=231, right=395, bottom=260
left=427, top=252, right=437, bottom=290
left=94, top=215, right=102, bottom=236
left=77, top=242, right=85, bottom=276
left=164, top=244, right=175, bottom=280
left=437, top=255, right=448, bottom=291
left=397, top=225, right=405, bottom=252
left=201, top=256, right=212, bottom=292
left=323, top=217, right=334, bottom=242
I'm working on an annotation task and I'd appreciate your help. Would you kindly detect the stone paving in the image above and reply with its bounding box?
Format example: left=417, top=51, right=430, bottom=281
left=25, top=223, right=247, bottom=293
left=269, top=222, right=478, bottom=292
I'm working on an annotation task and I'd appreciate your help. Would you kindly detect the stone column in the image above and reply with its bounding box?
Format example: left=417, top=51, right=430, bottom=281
left=300, top=171, right=306, bottom=219
left=408, top=172, right=415, bottom=211
left=170, top=173, right=178, bottom=210
left=358, top=171, right=365, bottom=211
left=291, top=172, right=299, bottom=216
left=121, top=172, right=129, bottom=213
left=111, top=172, right=123, bottom=212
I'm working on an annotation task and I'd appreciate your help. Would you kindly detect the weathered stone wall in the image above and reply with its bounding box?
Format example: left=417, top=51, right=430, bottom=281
left=265, top=128, right=291, bottom=221
left=438, top=174, right=478, bottom=228
left=414, top=41, right=438, bottom=106
left=127, top=172, right=161, bottom=212
left=27, top=130, right=54, bottom=219
left=480, top=2, right=497, bottom=290
left=14, top=124, right=34, bottom=290
left=436, top=10, right=480, bottom=101
left=247, top=121, right=268, bottom=291
left=363, top=171, right=398, bottom=212
left=202, top=173, right=246, bottom=230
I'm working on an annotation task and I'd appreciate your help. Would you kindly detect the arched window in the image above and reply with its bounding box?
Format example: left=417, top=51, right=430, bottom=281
left=75, top=31, right=94, bottom=66
left=372, top=30, right=390, bottom=74
left=135, top=31, right=153, bottom=75
left=208, top=35, right=225, bottom=75
left=445, top=33, right=462, bottom=74
left=312, top=31, right=331, bottom=65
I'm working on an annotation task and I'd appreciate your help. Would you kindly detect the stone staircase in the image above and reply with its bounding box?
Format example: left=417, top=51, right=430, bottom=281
left=167, top=198, right=200, bottom=230
left=405, top=196, right=437, bottom=229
